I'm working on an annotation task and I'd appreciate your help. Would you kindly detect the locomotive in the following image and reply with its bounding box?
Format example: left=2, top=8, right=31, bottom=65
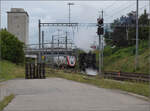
left=78, top=52, right=97, bottom=71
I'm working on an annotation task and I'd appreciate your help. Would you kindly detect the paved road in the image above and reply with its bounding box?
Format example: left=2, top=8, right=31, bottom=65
left=1, top=78, right=149, bottom=111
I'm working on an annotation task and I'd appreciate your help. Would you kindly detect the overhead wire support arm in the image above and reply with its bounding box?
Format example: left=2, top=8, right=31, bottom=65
left=39, top=22, right=78, bottom=27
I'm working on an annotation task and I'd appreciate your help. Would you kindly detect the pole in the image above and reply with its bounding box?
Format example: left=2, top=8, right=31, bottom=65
left=135, top=0, right=139, bottom=70
left=57, top=29, right=60, bottom=47
left=102, top=38, right=103, bottom=68
left=38, top=19, right=41, bottom=63
left=101, top=10, right=104, bottom=69
left=69, top=4, right=70, bottom=24
left=68, top=3, right=74, bottom=25
left=148, top=1, right=150, bottom=85
left=42, top=31, right=44, bottom=48
left=66, top=32, right=68, bottom=49
left=39, top=19, right=41, bottom=49
left=52, top=35, right=54, bottom=66
left=102, top=10, right=103, bottom=20
left=52, top=35, right=54, bottom=49
left=42, top=31, right=44, bottom=63
left=99, top=35, right=101, bottom=75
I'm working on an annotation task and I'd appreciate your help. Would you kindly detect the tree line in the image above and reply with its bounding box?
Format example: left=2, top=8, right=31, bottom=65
left=105, top=10, right=149, bottom=47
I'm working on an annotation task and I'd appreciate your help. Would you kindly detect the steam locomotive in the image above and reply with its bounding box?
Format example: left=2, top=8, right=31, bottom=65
left=78, top=52, right=97, bottom=71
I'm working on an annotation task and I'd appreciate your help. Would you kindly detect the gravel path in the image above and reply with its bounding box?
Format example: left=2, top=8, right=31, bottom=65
left=0, top=78, right=149, bottom=111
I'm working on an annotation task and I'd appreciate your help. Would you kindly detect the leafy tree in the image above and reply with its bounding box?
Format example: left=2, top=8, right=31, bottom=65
left=0, top=29, right=25, bottom=64
left=111, top=26, right=128, bottom=47
left=105, top=10, right=149, bottom=47
left=104, top=30, right=112, bottom=45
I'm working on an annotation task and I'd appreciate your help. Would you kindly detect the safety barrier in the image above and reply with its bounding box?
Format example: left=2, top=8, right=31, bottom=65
left=25, top=63, right=45, bottom=79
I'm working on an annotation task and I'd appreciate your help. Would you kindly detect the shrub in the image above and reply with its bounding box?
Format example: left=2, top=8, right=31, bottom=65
left=0, top=29, right=25, bottom=64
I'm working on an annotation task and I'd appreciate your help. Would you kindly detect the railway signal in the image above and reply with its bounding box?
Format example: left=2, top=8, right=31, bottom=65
left=97, top=10, right=104, bottom=76
left=97, top=18, right=104, bottom=35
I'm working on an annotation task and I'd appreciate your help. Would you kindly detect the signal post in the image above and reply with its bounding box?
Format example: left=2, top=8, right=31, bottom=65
left=97, top=11, right=104, bottom=76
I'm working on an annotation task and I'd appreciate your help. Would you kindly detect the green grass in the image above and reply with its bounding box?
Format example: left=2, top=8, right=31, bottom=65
left=0, top=60, right=25, bottom=81
left=46, top=69, right=150, bottom=97
left=94, top=40, right=149, bottom=74
left=0, top=94, right=15, bottom=111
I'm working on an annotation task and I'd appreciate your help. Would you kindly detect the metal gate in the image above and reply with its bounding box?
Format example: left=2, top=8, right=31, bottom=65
left=25, top=63, right=46, bottom=79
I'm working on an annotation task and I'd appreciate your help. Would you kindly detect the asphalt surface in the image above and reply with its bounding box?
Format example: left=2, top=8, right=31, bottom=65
left=0, top=78, right=149, bottom=111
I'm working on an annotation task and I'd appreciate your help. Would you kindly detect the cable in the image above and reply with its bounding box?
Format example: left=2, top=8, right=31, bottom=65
left=105, top=2, right=135, bottom=20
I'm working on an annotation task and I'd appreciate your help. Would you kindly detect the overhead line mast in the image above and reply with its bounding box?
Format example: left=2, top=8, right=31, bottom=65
left=135, top=0, right=139, bottom=70
left=67, top=2, right=74, bottom=24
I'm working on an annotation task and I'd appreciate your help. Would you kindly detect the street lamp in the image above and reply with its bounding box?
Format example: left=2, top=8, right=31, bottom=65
left=67, top=2, right=74, bottom=24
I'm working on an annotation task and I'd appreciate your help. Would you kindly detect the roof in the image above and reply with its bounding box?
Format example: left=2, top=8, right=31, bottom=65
left=7, top=8, right=29, bottom=17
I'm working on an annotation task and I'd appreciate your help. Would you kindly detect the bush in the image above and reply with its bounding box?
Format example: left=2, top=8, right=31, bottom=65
left=0, top=29, right=25, bottom=64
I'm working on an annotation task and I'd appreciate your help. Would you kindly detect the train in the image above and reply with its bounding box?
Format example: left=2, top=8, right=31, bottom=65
left=78, top=52, right=97, bottom=71
left=53, top=55, right=76, bottom=68
left=25, top=52, right=96, bottom=72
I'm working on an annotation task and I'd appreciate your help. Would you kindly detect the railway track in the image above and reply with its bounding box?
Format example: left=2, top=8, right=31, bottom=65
left=45, top=66, right=149, bottom=83
left=104, top=72, right=149, bottom=83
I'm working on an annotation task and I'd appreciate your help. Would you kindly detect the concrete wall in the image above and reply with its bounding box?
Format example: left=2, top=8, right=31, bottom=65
left=7, top=8, right=29, bottom=44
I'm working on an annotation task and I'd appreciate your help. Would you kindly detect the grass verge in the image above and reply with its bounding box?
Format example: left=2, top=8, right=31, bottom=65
left=0, top=94, right=15, bottom=111
left=94, top=40, right=149, bottom=74
left=0, top=60, right=24, bottom=81
left=47, top=69, right=150, bottom=98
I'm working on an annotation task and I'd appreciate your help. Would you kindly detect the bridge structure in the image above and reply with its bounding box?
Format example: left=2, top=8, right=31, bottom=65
left=25, top=20, right=110, bottom=63
left=24, top=43, right=77, bottom=64
left=24, top=46, right=76, bottom=58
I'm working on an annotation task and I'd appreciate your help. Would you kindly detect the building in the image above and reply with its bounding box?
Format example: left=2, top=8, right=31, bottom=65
left=7, top=8, right=29, bottom=44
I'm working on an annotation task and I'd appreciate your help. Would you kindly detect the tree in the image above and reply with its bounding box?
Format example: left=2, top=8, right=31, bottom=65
left=128, top=10, right=149, bottom=43
left=108, top=18, right=128, bottom=47
left=0, top=29, right=25, bottom=64
left=111, top=26, right=128, bottom=47
left=105, top=10, right=149, bottom=47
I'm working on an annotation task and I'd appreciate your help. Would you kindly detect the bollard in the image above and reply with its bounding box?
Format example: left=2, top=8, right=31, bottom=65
left=33, top=64, right=36, bottom=78
left=25, top=63, right=46, bottom=79
left=29, top=63, right=32, bottom=79
left=39, top=64, right=41, bottom=78
left=25, top=63, right=29, bottom=79
left=118, top=71, right=121, bottom=77
left=36, top=63, right=39, bottom=78
left=42, top=63, right=45, bottom=78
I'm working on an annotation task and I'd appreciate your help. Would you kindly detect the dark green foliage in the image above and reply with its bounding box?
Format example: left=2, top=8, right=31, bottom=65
left=128, top=10, right=149, bottom=42
left=0, top=29, right=25, bottom=64
left=111, top=26, right=128, bottom=47
left=105, top=10, right=149, bottom=47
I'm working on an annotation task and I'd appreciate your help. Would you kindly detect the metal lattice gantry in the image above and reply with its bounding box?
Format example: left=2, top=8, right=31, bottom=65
left=36, top=20, right=79, bottom=62
left=38, top=20, right=78, bottom=49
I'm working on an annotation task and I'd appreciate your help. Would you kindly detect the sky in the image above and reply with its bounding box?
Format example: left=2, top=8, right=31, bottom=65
left=1, top=1, right=149, bottom=51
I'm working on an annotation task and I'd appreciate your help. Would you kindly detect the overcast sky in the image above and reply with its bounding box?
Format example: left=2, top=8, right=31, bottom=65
left=1, top=1, right=149, bottom=51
